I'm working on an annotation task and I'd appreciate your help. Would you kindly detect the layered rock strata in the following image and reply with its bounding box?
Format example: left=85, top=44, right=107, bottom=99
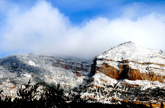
left=91, top=42, right=165, bottom=83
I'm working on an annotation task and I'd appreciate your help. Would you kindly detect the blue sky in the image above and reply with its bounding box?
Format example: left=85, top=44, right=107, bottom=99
left=6, top=0, right=165, bottom=23
left=0, top=0, right=165, bottom=58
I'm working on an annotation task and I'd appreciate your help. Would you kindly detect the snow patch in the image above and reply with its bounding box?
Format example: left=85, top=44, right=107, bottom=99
left=28, top=60, right=38, bottom=67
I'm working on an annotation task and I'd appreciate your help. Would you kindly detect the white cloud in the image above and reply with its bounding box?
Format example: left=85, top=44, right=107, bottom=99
left=0, top=1, right=165, bottom=59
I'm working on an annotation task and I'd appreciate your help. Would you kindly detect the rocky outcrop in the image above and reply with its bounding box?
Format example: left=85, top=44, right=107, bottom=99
left=94, top=60, right=164, bottom=82
left=92, top=42, right=165, bottom=83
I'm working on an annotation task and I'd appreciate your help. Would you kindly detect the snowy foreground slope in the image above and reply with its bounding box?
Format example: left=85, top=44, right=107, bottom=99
left=0, top=42, right=165, bottom=105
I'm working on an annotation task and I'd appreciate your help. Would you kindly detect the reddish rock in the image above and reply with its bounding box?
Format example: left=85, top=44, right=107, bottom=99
left=92, top=42, right=165, bottom=83
left=94, top=60, right=165, bottom=82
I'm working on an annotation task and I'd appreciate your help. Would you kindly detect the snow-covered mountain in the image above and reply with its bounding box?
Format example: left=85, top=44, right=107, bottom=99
left=82, top=41, right=165, bottom=104
left=92, top=41, right=165, bottom=83
left=0, top=53, right=92, bottom=100
left=0, top=41, right=165, bottom=106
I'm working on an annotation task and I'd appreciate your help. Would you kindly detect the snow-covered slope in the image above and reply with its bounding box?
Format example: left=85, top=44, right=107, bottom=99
left=97, top=41, right=165, bottom=64
left=0, top=53, right=92, bottom=88
left=81, top=42, right=165, bottom=103
left=0, top=53, right=92, bottom=100
left=92, top=41, right=165, bottom=82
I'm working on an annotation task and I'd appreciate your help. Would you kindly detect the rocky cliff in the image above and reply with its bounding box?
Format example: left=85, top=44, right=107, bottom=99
left=81, top=42, right=165, bottom=105
left=92, top=41, right=165, bottom=83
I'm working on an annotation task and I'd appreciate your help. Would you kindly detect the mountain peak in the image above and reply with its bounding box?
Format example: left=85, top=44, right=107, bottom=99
left=90, top=42, right=165, bottom=98
left=117, top=41, right=143, bottom=47
left=97, top=42, right=165, bottom=64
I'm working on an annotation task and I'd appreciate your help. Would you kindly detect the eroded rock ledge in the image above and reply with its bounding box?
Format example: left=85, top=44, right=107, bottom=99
left=91, top=58, right=165, bottom=82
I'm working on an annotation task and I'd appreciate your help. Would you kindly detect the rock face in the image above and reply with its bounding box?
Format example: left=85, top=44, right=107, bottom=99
left=81, top=42, right=165, bottom=105
left=92, top=41, right=165, bottom=83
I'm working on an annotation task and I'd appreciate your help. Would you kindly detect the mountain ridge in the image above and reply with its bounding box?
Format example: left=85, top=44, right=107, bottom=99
left=0, top=42, right=165, bottom=106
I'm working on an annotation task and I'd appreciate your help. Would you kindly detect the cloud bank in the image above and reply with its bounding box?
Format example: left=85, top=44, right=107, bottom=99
left=0, top=1, right=165, bottom=59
